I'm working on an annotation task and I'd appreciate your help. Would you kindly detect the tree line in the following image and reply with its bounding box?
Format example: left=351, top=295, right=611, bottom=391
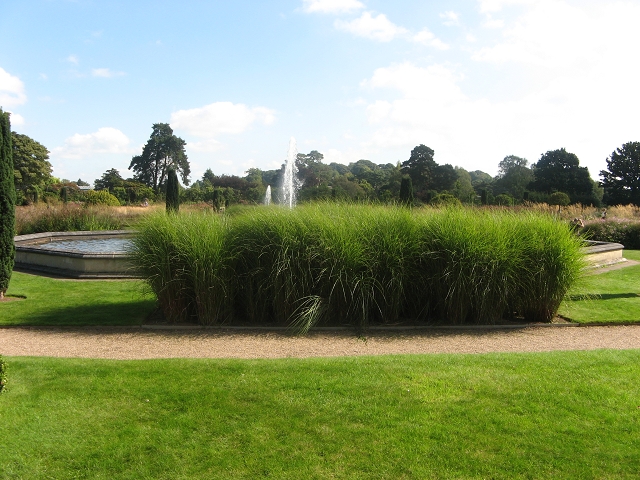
left=10, top=121, right=640, bottom=208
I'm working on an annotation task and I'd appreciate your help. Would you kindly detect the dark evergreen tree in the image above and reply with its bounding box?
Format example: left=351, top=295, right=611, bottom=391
left=165, top=168, right=179, bottom=213
left=481, top=189, right=488, bottom=205
left=0, top=109, right=16, bottom=299
left=399, top=175, right=414, bottom=205
left=528, top=148, right=594, bottom=203
left=600, top=142, right=640, bottom=206
left=94, top=168, right=124, bottom=191
left=401, top=144, right=436, bottom=192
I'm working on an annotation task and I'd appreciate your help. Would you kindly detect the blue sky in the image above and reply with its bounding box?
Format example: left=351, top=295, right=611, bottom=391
left=2, top=0, right=640, bottom=186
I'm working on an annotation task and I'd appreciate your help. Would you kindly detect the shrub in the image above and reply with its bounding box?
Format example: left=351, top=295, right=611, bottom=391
left=0, top=354, right=6, bottom=393
left=430, top=194, right=462, bottom=207
left=83, top=190, right=121, bottom=206
left=549, top=192, right=571, bottom=206
left=131, top=205, right=584, bottom=330
left=581, top=220, right=640, bottom=249
left=494, top=193, right=514, bottom=206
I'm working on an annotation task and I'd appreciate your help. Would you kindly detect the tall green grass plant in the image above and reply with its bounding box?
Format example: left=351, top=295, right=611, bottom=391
left=130, top=205, right=585, bottom=329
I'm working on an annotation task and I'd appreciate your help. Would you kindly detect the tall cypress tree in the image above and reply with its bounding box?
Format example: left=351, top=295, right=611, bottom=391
left=399, top=175, right=414, bottom=206
left=166, top=167, right=179, bottom=214
left=0, top=109, right=16, bottom=299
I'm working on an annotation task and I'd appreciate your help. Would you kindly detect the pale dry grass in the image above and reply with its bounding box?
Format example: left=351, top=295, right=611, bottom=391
left=15, top=203, right=160, bottom=235
left=517, top=202, right=640, bottom=221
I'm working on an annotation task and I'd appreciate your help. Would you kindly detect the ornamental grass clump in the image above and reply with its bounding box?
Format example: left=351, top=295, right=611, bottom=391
left=130, top=204, right=585, bottom=330
left=129, top=212, right=232, bottom=324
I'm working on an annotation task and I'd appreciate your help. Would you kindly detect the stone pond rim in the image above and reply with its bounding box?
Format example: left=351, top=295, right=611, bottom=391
left=14, top=230, right=136, bottom=279
left=13, top=231, right=625, bottom=279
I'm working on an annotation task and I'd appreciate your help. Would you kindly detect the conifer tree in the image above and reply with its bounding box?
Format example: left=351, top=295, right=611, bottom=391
left=0, top=109, right=16, bottom=299
left=399, top=175, right=414, bottom=206
left=166, top=167, right=179, bottom=213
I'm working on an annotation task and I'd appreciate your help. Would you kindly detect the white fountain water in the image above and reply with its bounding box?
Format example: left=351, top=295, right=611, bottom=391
left=280, top=137, right=300, bottom=209
left=264, top=185, right=272, bottom=206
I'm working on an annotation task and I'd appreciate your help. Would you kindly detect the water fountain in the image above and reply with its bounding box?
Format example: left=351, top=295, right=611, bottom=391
left=280, top=137, right=300, bottom=209
left=264, top=185, right=271, bottom=206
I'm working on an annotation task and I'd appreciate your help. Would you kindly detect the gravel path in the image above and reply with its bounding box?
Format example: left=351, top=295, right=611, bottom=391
left=2, top=325, right=640, bottom=360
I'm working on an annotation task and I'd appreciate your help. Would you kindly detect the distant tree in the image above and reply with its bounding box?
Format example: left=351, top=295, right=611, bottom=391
left=0, top=110, right=16, bottom=299
left=11, top=132, right=52, bottom=201
left=401, top=144, right=437, bottom=192
left=129, top=123, right=190, bottom=193
left=399, top=175, right=414, bottom=205
left=202, top=168, right=216, bottom=187
left=493, top=155, right=533, bottom=201
left=600, top=142, right=640, bottom=206
left=245, top=168, right=263, bottom=185
left=432, top=164, right=458, bottom=192
left=165, top=168, right=179, bottom=213
left=529, top=149, right=594, bottom=203
left=94, top=168, right=124, bottom=191
left=329, top=162, right=350, bottom=176
left=76, top=178, right=90, bottom=187
left=451, top=167, right=476, bottom=203
left=296, top=150, right=334, bottom=188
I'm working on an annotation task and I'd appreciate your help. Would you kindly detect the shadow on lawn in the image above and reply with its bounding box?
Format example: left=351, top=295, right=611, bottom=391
left=19, top=299, right=156, bottom=326
left=566, top=293, right=640, bottom=301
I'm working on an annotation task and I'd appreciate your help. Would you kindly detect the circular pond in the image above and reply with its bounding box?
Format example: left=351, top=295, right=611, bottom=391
left=14, top=230, right=137, bottom=279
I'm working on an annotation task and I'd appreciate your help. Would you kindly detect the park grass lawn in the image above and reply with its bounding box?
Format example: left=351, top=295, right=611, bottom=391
left=1, top=271, right=155, bottom=326
left=1, top=350, right=639, bottom=479
left=558, top=250, right=640, bottom=324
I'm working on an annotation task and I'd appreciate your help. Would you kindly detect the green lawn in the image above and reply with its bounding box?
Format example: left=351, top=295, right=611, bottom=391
left=1, top=351, right=639, bottom=479
left=558, top=250, right=640, bottom=324
left=2, top=271, right=155, bottom=326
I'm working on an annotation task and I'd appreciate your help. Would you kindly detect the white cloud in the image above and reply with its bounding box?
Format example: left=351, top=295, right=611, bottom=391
left=53, top=127, right=133, bottom=159
left=478, top=0, right=536, bottom=13
left=473, top=2, right=640, bottom=72
left=323, top=148, right=348, bottom=164
left=412, top=29, right=449, bottom=49
left=482, top=16, right=504, bottom=28
left=170, top=101, right=276, bottom=138
left=440, top=11, right=460, bottom=26
left=67, top=55, right=79, bottom=65
left=91, top=68, right=126, bottom=78
left=363, top=63, right=465, bottom=105
left=0, top=68, right=27, bottom=108
left=335, top=12, right=408, bottom=42
left=188, top=138, right=223, bottom=153
left=302, top=0, right=364, bottom=14
left=7, top=112, right=25, bottom=126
